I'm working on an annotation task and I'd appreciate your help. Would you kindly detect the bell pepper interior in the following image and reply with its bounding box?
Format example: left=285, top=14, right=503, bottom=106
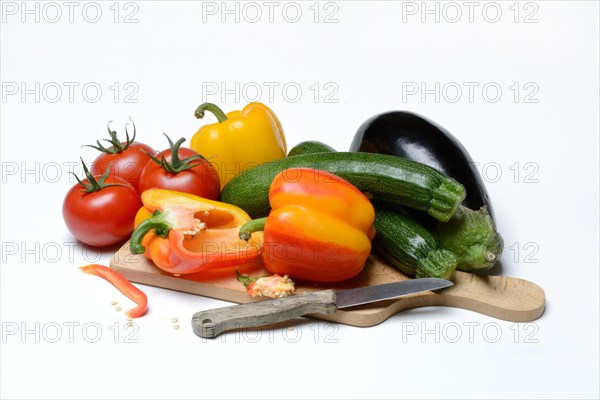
left=180, top=227, right=263, bottom=254
left=192, top=209, right=239, bottom=229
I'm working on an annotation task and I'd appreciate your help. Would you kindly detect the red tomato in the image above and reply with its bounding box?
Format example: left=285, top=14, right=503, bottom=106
left=87, top=120, right=156, bottom=190
left=91, top=142, right=156, bottom=191
left=63, top=175, right=142, bottom=247
left=138, top=147, right=221, bottom=200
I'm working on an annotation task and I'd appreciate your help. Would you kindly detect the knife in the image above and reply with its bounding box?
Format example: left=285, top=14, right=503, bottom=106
left=192, top=277, right=453, bottom=338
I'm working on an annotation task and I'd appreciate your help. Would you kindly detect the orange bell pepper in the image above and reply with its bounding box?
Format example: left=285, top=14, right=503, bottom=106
left=239, top=168, right=376, bottom=282
left=129, top=189, right=263, bottom=274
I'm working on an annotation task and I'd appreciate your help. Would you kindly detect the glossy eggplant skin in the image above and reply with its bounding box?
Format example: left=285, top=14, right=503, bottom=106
left=350, top=111, right=494, bottom=219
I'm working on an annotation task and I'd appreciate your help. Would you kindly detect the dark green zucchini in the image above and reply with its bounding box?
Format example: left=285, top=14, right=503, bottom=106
left=287, top=141, right=336, bottom=157
left=288, top=140, right=503, bottom=274
left=220, top=151, right=466, bottom=221
left=373, top=206, right=457, bottom=279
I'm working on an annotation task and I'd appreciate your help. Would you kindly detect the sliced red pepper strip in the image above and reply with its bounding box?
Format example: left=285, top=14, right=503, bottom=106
left=80, top=264, right=148, bottom=318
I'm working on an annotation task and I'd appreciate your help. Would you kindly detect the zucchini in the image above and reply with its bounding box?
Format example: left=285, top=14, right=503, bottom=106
left=373, top=206, right=457, bottom=280
left=288, top=141, right=336, bottom=157
left=220, top=152, right=466, bottom=221
left=289, top=139, right=503, bottom=274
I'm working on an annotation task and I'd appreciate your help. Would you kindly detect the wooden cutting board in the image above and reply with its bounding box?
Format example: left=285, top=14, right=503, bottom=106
left=110, top=242, right=545, bottom=326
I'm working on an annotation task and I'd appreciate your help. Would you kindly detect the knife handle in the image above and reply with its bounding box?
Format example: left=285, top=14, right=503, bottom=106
left=192, top=289, right=337, bottom=339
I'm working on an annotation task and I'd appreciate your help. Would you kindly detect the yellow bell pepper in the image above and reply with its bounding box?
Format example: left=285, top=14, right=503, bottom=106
left=190, top=102, right=287, bottom=187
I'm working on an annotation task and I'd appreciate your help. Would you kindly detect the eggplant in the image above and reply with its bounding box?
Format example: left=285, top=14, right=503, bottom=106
left=350, top=111, right=494, bottom=219
left=350, top=111, right=503, bottom=273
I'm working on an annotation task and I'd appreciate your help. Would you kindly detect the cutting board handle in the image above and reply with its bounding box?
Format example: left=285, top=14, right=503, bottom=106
left=436, top=271, right=546, bottom=322
left=312, top=271, right=546, bottom=327
left=192, top=290, right=337, bottom=338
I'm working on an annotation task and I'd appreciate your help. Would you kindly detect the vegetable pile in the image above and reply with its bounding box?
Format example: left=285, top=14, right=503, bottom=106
left=65, top=104, right=504, bottom=311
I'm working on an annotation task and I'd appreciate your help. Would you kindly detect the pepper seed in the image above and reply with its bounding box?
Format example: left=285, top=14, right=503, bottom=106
left=173, top=325, right=180, bottom=330
left=115, top=307, right=122, bottom=312
left=111, top=301, right=118, bottom=306
left=171, top=318, right=178, bottom=323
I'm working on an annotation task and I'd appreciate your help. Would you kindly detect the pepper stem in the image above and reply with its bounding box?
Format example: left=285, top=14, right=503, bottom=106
left=194, top=103, right=228, bottom=123
left=235, top=270, right=260, bottom=288
left=239, top=217, right=267, bottom=241
left=130, top=211, right=172, bottom=254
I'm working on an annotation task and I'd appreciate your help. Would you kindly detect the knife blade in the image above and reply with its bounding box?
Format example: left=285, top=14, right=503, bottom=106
left=192, top=278, right=453, bottom=338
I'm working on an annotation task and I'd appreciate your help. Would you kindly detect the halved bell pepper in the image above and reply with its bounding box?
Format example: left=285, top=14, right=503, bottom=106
left=239, top=168, right=376, bottom=283
left=190, top=102, right=287, bottom=187
left=130, top=189, right=263, bottom=274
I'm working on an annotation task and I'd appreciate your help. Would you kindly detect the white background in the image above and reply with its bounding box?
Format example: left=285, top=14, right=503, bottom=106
left=1, top=1, right=599, bottom=399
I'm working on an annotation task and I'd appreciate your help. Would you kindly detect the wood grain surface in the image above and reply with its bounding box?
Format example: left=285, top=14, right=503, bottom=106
left=110, top=241, right=546, bottom=326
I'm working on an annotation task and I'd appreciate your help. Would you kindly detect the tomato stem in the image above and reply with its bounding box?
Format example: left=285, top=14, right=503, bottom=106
left=194, top=103, right=228, bottom=123
left=83, top=117, right=136, bottom=154
left=71, top=159, right=125, bottom=193
left=145, top=134, right=206, bottom=174
left=239, top=217, right=267, bottom=241
left=165, top=135, right=186, bottom=170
